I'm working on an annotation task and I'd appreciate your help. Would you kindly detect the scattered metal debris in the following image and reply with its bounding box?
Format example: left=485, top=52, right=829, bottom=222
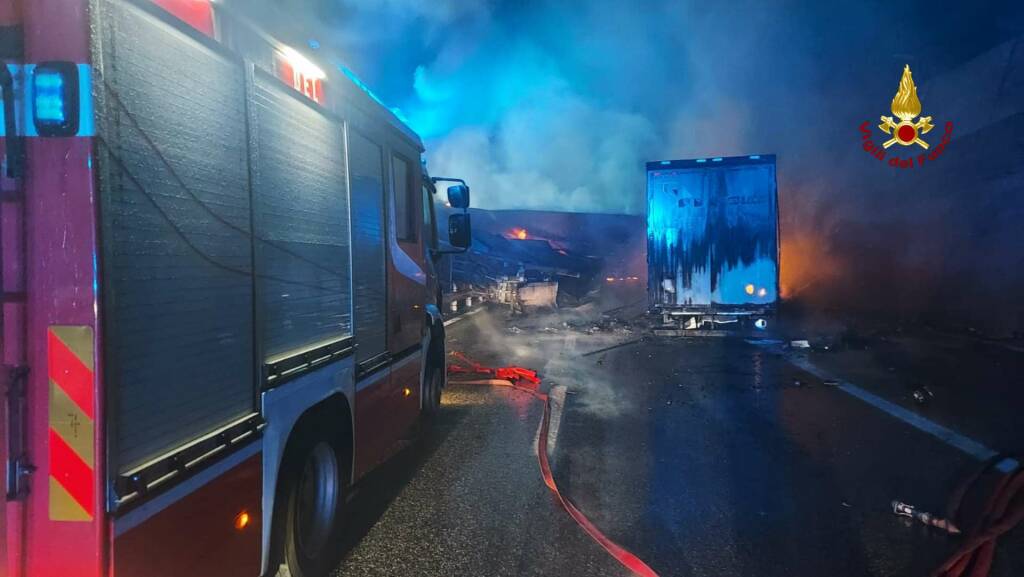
left=791, top=340, right=811, bottom=349
left=562, top=316, right=638, bottom=335
left=580, top=338, right=645, bottom=358
left=892, top=500, right=961, bottom=535
left=912, top=386, right=934, bottom=405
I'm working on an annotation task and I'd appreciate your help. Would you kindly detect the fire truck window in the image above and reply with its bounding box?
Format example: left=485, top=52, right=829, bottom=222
left=392, top=155, right=416, bottom=242
left=423, top=184, right=438, bottom=249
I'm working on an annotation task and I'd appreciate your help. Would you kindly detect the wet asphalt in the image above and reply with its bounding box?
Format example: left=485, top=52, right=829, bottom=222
left=331, top=310, right=1022, bottom=577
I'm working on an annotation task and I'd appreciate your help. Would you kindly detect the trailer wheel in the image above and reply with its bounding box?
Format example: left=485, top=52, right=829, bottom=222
left=275, top=438, right=346, bottom=577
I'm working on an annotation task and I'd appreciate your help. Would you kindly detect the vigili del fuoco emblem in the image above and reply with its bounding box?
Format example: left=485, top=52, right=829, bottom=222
left=878, top=65, right=933, bottom=149
left=859, top=64, right=952, bottom=168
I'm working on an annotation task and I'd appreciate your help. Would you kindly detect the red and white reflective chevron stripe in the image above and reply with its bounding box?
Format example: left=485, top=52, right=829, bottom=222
left=47, top=326, right=95, bottom=521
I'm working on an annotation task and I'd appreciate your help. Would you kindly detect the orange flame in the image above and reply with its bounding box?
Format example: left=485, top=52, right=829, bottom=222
left=780, top=230, right=842, bottom=300
left=509, top=228, right=528, bottom=240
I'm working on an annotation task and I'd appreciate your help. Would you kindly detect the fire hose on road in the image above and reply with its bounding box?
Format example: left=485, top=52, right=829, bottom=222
left=931, top=454, right=1024, bottom=577
left=447, top=351, right=1022, bottom=577
left=447, top=352, right=661, bottom=577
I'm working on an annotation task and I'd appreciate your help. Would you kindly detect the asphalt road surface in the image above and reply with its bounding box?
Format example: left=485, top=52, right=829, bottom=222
left=332, top=309, right=1022, bottom=577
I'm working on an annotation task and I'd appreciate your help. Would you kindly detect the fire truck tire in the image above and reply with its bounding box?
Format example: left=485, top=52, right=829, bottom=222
left=274, top=434, right=348, bottom=577
left=422, top=364, right=444, bottom=416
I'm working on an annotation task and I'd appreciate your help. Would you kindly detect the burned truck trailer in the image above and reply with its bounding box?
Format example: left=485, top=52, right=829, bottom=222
left=646, top=155, right=780, bottom=331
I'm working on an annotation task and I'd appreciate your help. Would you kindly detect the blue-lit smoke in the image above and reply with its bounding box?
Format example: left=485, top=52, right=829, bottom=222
left=324, top=0, right=1024, bottom=215
left=323, top=0, right=1024, bottom=334
left=397, top=7, right=662, bottom=214
left=325, top=0, right=934, bottom=215
left=329, top=0, right=820, bottom=215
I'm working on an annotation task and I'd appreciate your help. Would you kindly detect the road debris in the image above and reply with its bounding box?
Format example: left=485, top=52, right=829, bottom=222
left=912, top=386, right=934, bottom=405
left=562, top=316, right=637, bottom=335
left=892, top=500, right=961, bottom=535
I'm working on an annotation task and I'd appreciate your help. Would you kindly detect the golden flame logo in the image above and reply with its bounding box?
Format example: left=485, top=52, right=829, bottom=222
left=878, top=65, right=933, bottom=149
left=890, top=65, right=922, bottom=121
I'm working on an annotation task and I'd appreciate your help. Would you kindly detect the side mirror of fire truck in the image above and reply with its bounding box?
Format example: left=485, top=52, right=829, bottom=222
left=447, top=184, right=470, bottom=209
left=448, top=213, right=471, bottom=249
left=430, top=176, right=472, bottom=253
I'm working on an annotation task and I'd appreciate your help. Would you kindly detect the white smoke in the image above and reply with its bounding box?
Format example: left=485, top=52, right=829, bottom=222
left=428, top=93, right=657, bottom=214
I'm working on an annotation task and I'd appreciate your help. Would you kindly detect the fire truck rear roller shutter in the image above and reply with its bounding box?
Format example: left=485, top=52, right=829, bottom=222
left=249, top=69, right=352, bottom=362
left=94, top=0, right=256, bottom=474
left=347, top=129, right=387, bottom=365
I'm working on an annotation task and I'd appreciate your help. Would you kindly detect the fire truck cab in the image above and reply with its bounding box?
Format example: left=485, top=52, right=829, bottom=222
left=0, top=1, right=470, bottom=576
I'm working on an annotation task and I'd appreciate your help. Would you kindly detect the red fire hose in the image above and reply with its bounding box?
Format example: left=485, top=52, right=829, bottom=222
left=447, top=352, right=661, bottom=577
left=448, top=353, right=1024, bottom=577
left=933, top=455, right=1023, bottom=577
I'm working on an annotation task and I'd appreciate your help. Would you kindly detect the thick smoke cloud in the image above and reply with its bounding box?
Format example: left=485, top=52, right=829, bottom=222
left=330, top=0, right=843, bottom=215
left=319, top=0, right=1024, bottom=334
left=326, top=0, right=992, bottom=214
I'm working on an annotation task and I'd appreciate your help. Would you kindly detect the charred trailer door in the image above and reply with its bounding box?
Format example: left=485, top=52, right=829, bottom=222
left=647, top=155, right=779, bottom=330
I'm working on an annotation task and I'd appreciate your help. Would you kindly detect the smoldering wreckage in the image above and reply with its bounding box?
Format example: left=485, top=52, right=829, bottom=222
left=435, top=152, right=1021, bottom=577
left=444, top=154, right=781, bottom=336
left=439, top=208, right=646, bottom=315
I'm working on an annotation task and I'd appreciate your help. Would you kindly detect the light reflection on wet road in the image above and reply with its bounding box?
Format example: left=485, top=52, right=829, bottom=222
left=332, top=312, right=1022, bottom=577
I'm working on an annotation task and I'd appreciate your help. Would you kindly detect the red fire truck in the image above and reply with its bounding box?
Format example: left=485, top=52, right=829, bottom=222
left=1, top=1, right=471, bottom=576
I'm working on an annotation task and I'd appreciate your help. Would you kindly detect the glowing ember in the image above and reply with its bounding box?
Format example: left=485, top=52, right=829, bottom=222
left=509, top=227, right=528, bottom=240
left=745, top=283, right=756, bottom=295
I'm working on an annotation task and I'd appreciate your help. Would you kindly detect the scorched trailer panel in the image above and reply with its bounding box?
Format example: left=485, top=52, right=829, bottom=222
left=647, top=155, right=779, bottom=315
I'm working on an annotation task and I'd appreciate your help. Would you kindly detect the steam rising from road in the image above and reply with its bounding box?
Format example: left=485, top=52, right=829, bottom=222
left=449, top=307, right=643, bottom=419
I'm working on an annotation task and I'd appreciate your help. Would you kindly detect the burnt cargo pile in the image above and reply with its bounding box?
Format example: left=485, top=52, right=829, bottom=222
left=647, top=155, right=779, bottom=332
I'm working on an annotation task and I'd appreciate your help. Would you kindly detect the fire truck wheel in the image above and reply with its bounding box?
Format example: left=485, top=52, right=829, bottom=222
left=277, top=438, right=346, bottom=577
left=422, top=364, right=443, bottom=416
